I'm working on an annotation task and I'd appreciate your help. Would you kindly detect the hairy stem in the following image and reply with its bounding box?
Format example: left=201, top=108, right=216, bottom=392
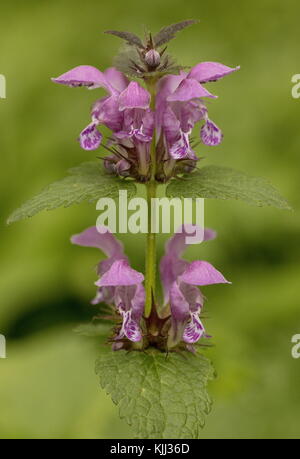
left=144, top=77, right=157, bottom=317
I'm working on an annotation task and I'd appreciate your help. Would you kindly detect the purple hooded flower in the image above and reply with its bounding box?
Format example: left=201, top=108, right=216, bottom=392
left=71, top=226, right=145, bottom=343
left=71, top=225, right=230, bottom=350
left=56, top=25, right=237, bottom=355
left=53, top=57, right=238, bottom=182
left=52, top=66, right=153, bottom=156
left=160, top=224, right=231, bottom=347
left=118, top=81, right=150, bottom=111
left=156, top=61, right=239, bottom=159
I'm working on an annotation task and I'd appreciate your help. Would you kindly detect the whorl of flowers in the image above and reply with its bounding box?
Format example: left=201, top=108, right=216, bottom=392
left=52, top=20, right=239, bottom=184
left=52, top=20, right=238, bottom=352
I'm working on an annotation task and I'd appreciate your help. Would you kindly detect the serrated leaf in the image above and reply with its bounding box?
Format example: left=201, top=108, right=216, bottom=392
left=166, top=166, right=292, bottom=210
left=153, top=20, right=199, bottom=48
left=96, top=350, right=214, bottom=439
left=7, top=161, right=137, bottom=224
left=105, top=30, right=144, bottom=48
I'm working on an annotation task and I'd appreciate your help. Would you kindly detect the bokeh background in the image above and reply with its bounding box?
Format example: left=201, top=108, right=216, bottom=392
left=0, top=0, right=299, bottom=439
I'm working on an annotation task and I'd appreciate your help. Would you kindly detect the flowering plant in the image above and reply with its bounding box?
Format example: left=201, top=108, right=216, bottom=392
left=7, top=20, right=290, bottom=439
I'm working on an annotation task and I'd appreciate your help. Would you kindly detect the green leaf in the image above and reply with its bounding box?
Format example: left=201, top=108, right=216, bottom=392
left=96, top=349, right=214, bottom=439
left=153, top=20, right=199, bottom=48
left=166, top=165, right=292, bottom=210
left=105, top=30, right=144, bottom=48
left=7, top=161, right=137, bottom=224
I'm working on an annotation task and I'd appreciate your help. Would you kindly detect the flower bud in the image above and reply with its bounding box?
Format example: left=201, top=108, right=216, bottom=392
left=115, top=159, right=131, bottom=177
left=104, top=155, right=116, bottom=174
left=145, top=49, right=160, bottom=68
left=175, top=160, right=197, bottom=175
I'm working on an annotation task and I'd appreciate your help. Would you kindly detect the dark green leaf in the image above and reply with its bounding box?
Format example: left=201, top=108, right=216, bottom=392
left=105, top=30, right=144, bottom=48
left=166, top=166, right=292, bottom=210
left=96, top=349, right=214, bottom=439
left=7, top=161, right=137, bottom=224
left=153, top=20, right=199, bottom=48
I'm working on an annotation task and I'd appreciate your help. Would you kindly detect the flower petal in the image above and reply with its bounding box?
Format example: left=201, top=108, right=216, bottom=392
left=118, top=310, right=142, bottom=342
left=169, top=281, right=190, bottom=322
left=201, top=119, right=223, bottom=146
left=160, top=256, right=188, bottom=305
left=160, top=225, right=216, bottom=304
left=183, top=313, right=205, bottom=343
left=78, top=122, right=102, bottom=150
left=171, top=100, right=207, bottom=133
left=169, top=132, right=196, bottom=160
left=188, top=62, right=240, bottom=83
left=167, top=281, right=190, bottom=347
left=115, top=284, right=145, bottom=321
left=156, top=73, right=187, bottom=103
left=155, top=73, right=187, bottom=138
left=114, top=159, right=131, bottom=177
left=118, top=81, right=150, bottom=111
left=134, top=109, right=154, bottom=142
left=165, top=225, right=217, bottom=259
left=167, top=78, right=216, bottom=102
left=180, top=260, right=231, bottom=286
left=103, top=67, right=129, bottom=92
left=123, top=312, right=142, bottom=341
left=71, top=226, right=125, bottom=258
left=91, top=286, right=115, bottom=305
left=92, top=96, right=123, bottom=132
left=179, top=282, right=204, bottom=312
left=162, top=107, right=194, bottom=159
left=51, top=65, right=116, bottom=92
left=96, top=259, right=144, bottom=287
left=163, top=106, right=181, bottom=143
left=131, top=283, right=146, bottom=321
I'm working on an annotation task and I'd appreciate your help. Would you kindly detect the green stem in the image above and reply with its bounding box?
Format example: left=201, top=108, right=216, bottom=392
left=145, top=179, right=157, bottom=317
left=144, top=77, right=157, bottom=317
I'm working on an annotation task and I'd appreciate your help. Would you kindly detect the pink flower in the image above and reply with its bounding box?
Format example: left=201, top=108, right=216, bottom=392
left=72, top=225, right=230, bottom=350
left=156, top=62, right=240, bottom=160
left=71, top=226, right=144, bottom=343
left=160, top=225, right=231, bottom=348
left=52, top=66, right=152, bottom=154
left=52, top=61, right=239, bottom=180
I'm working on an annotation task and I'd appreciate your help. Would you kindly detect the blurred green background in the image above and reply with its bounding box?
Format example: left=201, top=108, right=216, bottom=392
left=0, top=0, right=299, bottom=439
